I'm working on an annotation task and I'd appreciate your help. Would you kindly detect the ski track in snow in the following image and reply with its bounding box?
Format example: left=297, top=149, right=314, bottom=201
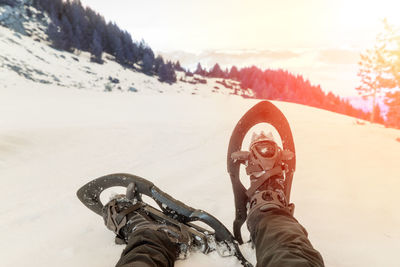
left=1, top=25, right=400, bottom=267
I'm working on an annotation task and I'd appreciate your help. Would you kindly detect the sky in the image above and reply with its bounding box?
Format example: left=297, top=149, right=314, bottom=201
left=79, top=0, right=400, bottom=97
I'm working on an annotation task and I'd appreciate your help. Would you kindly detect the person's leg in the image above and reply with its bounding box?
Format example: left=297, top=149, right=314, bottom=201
left=116, top=228, right=177, bottom=267
left=247, top=208, right=324, bottom=267
left=102, top=197, right=187, bottom=267
left=237, top=132, right=324, bottom=266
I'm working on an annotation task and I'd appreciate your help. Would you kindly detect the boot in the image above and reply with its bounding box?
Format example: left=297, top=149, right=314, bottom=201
left=102, top=192, right=192, bottom=258
left=233, top=131, right=295, bottom=218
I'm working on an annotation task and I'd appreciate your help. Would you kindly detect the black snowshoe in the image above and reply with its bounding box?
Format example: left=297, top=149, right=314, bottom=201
left=227, top=101, right=296, bottom=244
left=77, top=173, right=252, bottom=267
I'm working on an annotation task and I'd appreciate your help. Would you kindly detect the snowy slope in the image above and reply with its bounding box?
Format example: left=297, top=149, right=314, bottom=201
left=0, top=24, right=251, bottom=98
left=1, top=25, right=400, bottom=267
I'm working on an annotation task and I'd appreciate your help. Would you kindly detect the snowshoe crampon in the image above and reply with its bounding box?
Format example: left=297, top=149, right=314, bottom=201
left=227, top=101, right=296, bottom=244
left=77, top=173, right=252, bottom=267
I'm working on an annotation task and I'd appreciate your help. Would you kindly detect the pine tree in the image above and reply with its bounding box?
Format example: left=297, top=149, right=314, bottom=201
left=381, top=22, right=400, bottom=127
left=142, top=52, right=154, bottom=74
left=47, top=12, right=74, bottom=52
left=154, top=55, right=165, bottom=74
left=229, top=66, right=239, bottom=80
left=385, top=91, right=400, bottom=127
left=209, top=63, right=224, bottom=78
left=158, top=62, right=168, bottom=82
left=137, top=40, right=147, bottom=61
left=173, top=61, right=184, bottom=71
left=356, top=46, right=389, bottom=123
left=60, top=15, right=74, bottom=51
left=68, top=0, right=86, bottom=50
left=357, top=20, right=399, bottom=124
left=194, top=63, right=204, bottom=76
left=47, top=17, right=66, bottom=50
left=165, top=61, right=177, bottom=83
left=159, top=62, right=177, bottom=84
left=121, top=31, right=136, bottom=65
left=90, top=29, right=103, bottom=63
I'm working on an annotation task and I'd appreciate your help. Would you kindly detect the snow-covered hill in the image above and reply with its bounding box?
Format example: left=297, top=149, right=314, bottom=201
left=1, top=17, right=400, bottom=267
left=0, top=22, right=251, bottom=97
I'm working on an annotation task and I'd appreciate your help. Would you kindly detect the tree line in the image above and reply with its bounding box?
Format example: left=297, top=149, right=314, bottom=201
left=192, top=62, right=376, bottom=122
left=32, top=0, right=177, bottom=83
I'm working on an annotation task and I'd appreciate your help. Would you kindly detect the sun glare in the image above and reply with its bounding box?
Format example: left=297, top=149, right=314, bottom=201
left=339, top=0, right=400, bottom=27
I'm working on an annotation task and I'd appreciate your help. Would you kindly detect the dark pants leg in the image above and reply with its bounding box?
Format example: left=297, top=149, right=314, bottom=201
left=116, top=209, right=323, bottom=267
left=116, top=228, right=178, bottom=267
left=247, top=208, right=324, bottom=267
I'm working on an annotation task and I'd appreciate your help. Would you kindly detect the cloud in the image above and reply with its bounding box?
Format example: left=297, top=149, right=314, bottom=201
left=317, top=49, right=360, bottom=65
left=204, top=50, right=300, bottom=61
left=160, top=49, right=301, bottom=70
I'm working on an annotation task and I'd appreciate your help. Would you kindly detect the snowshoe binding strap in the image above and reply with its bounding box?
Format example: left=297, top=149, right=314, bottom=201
left=227, top=101, right=296, bottom=244
left=245, top=165, right=284, bottom=198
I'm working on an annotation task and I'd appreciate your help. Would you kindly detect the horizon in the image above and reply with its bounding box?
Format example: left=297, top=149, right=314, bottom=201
left=78, top=0, right=400, bottom=98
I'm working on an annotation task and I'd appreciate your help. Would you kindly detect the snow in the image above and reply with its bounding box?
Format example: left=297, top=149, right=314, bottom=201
left=1, top=25, right=400, bottom=267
